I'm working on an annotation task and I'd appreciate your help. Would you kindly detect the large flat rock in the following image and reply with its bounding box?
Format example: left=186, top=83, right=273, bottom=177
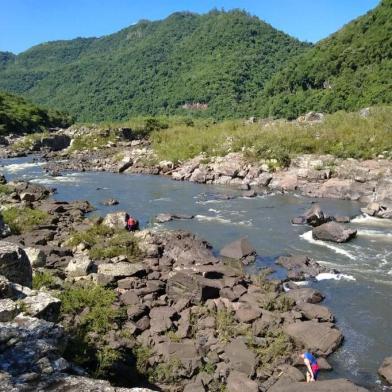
left=284, top=320, right=342, bottom=355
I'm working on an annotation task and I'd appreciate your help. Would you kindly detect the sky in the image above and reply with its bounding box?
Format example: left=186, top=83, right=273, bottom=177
left=0, top=0, right=380, bottom=54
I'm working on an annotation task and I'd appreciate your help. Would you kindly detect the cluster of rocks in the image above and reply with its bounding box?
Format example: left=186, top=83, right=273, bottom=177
left=292, top=204, right=357, bottom=243
left=0, top=174, right=389, bottom=391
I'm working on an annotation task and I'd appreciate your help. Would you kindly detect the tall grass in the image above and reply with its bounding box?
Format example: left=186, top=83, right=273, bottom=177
left=150, top=106, right=392, bottom=164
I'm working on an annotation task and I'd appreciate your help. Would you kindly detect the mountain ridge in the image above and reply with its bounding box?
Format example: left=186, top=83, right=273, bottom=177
left=0, top=9, right=309, bottom=121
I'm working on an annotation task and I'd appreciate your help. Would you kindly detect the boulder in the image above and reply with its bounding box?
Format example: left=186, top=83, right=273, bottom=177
left=292, top=204, right=330, bottom=227
left=31, top=134, right=71, bottom=151
left=0, top=298, right=18, bottom=321
left=235, top=303, right=262, bottom=323
left=284, top=320, right=343, bottom=355
left=102, top=211, right=128, bottom=229
left=0, top=216, right=11, bottom=239
left=97, top=262, right=145, bottom=279
left=161, top=341, right=201, bottom=375
left=312, top=222, right=357, bottom=243
left=118, top=157, right=133, bottom=173
left=298, top=303, right=334, bottom=322
left=227, top=370, right=259, bottom=392
left=24, top=247, right=46, bottom=268
left=286, top=288, right=324, bottom=304
left=220, top=238, right=256, bottom=265
left=22, top=291, right=61, bottom=322
left=65, top=254, right=93, bottom=277
left=224, top=337, right=257, bottom=376
left=361, top=202, right=392, bottom=219
left=304, top=112, right=324, bottom=123
left=378, top=357, right=392, bottom=384
left=149, top=306, right=177, bottom=333
left=0, top=241, right=32, bottom=287
left=268, top=365, right=304, bottom=391
left=167, top=272, right=221, bottom=304
left=276, top=255, right=326, bottom=280
left=266, top=379, right=368, bottom=392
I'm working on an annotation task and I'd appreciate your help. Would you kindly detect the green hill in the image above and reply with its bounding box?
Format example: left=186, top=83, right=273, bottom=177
left=0, top=10, right=309, bottom=121
left=260, top=0, right=392, bottom=119
left=0, top=91, right=72, bottom=135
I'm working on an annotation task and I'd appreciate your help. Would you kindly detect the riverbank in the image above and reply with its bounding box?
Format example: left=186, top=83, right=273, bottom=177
left=2, top=107, right=392, bottom=220
left=0, top=168, right=385, bottom=391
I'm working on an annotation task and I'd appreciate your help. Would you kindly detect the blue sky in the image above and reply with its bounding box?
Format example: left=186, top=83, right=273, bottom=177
left=1, top=0, right=380, bottom=54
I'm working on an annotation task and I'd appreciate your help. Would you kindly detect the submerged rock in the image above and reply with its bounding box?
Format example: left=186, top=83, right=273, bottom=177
left=276, top=255, right=327, bottom=280
left=101, top=198, right=119, bottom=206
left=312, top=222, right=357, bottom=243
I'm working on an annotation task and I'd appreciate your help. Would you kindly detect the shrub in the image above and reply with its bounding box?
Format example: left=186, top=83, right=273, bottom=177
left=60, top=283, right=124, bottom=377
left=68, top=224, right=141, bottom=261
left=150, top=357, right=183, bottom=384
left=133, top=345, right=153, bottom=375
left=32, top=271, right=55, bottom=290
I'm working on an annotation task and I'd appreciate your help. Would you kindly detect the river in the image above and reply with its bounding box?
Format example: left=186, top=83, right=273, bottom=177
left=1, top=156, right=391, bottom=391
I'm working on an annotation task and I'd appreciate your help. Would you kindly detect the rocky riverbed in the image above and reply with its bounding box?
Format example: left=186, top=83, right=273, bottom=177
left=1, top=172, right=389, bottom=391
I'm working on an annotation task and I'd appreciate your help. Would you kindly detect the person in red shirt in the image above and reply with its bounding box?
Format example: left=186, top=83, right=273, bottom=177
left=125, top=213, right=139, bottom=231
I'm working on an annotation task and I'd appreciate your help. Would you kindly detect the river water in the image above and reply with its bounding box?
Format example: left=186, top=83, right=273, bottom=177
left=1, top=156, right=391, bottom=391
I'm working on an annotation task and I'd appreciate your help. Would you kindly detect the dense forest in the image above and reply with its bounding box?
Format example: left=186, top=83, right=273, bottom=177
left=0, top=2, right=390, bottom=122
left=0, top=91, right=72, bottom=135
left=260, top=0, right=392, bottom=118
left=0, top=10, right=308, bottom=121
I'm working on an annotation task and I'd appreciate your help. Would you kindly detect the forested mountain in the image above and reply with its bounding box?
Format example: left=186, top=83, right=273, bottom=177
left=260, top=0, right=392, bottom=118
left=0, top=91, right=72, bottom=135
left=0, top=10, right=309, bottom=121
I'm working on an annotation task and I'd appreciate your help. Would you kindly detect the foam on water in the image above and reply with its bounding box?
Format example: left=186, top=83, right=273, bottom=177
left=300, top=230, right=357, bottom=260
left=357, top=229, right=392, bottom=239
left=2, top=161, right=45, bottom=173
left=195, top=214, right=232, bottom=224
left=30, top=175, right=81, bottom=185
left=352, top=214, right=392, bottom=226
left=315, top=272, right=356, bottom=281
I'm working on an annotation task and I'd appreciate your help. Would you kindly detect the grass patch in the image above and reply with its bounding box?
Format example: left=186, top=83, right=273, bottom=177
left=133, top=345, right=153, bottom=374
left=150, top=357, right=183, bottom=384
left=68, top=224, right=141, bottom=260
left=150, top=106, right=392, bottom=165
left=69, top=129, right=118, bottom=152
left=32, top=271, right=55, bottom=290
left=2, top=206, right=50, bottom=234
left=0, top=184, right=13, bottom=195
left=59, top=283, right=125, bottom=377
left=10, top=132, right=49, bottom=152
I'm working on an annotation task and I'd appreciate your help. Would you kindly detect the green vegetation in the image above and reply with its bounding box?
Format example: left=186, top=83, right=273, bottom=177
left=150, top=357, right=183, bottom=384
left=32, top=271, right=56, bottom=290
left=261, top=0, right=392, bottom=118
left=250, top=330, right=294, bottom=368
left=67, top=224, right=141, bottom=260
left=0, top=184, right=12, bottom=195
left=0, top=10, right=307, bottom=122
left=133, top=345, right=153, bottom=375
left=151, top=106, right=392, bottom=166
left=2, top=206, right=50, bottom=234
left=1, top=3, right=390, bottom=121
left=0, top=91, right=71, bottom=135
left=59, top=283, right=125, bottom=377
